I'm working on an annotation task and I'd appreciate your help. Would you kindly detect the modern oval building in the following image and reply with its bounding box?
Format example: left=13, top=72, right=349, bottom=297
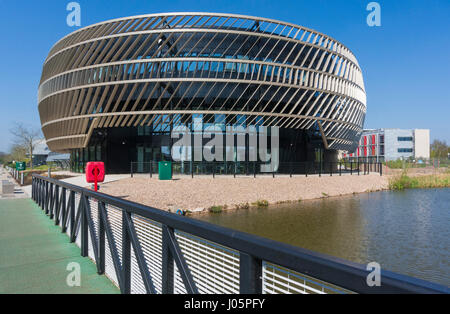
left=38, top=12, right=366, bottom=173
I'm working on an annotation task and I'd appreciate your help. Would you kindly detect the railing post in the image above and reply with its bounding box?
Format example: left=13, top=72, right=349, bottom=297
left=50, top=184, right=55, bottom=219
left=98, top=201, right=105, bottom=275
left=34, top=177, right=37, bottom=202
left=38, top=179, right=41, bottom=207
left=47, top=182, right=51, bottom=214
left=80, top=194, right=88, bottom=257
left=70, top=191, right=75, bottom=237
left=122, top=210, right=131, bottom=294
left=330, top=162, right=333, bottom=176
left=59, top=187, right=66, bottom=228
left=53, top=185, right=59, bottom=223
left=131, top=162, right=133, bottom=178
left=44, top=181, right=48, bottom=213
left=162, top=225, right=174, bottom=294
left=254, top=161, right=256, bottom=178
left=45, top=182, right=51, bottom=215
left=380, top=162, right=383, bottom=176
left=150, top=161, right=152, bottom=178
left=239, top=252, right=262, bottom=294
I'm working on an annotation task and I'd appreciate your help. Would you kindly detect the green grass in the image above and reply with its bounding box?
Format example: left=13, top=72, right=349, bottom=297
left=389, top=171, right=450, bottom=190
left=252, top=200, right=269, bottom=207
left=209, top=205, right=224, bottom=213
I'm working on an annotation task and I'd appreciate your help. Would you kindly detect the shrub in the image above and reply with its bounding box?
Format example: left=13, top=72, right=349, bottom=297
left=253, top=200, right=269, bottom=207
left=209, top=205, right=223, bottom=213
left=237, top=202, right=249, bottom=210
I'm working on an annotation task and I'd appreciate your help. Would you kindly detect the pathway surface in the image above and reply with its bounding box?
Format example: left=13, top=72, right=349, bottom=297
left=20, top=172, right=130, bottom=197
left=0, top=168, right=28, bottom=200
left=0, top=197, right=119, bottom=294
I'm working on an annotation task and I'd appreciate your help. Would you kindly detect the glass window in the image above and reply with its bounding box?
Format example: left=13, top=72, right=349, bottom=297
left=398, top=137, right=413, bottom=141
left=96, top=145, right=101, bottom=161
left=89, top=146, right=95, bottom=161
left=84, top=148, right=88, bottom=162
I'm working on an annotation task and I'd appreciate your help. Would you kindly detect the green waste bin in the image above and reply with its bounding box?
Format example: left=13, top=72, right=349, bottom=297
left=158, top=161, right=172, bottom=180
left=16, top=162, right=26, bottom=171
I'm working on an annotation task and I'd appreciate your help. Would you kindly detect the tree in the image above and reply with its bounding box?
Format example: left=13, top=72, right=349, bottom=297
left=9, top=122, right=42, bottom=169
left=430, top=139, right=448, bottom=160
left=8, top=144, right=27, bottom=162
left=0, top=152, right=6, bottom=164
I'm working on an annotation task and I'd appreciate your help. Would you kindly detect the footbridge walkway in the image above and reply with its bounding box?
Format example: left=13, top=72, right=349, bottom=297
left=0, top=168, right=118, bottom=294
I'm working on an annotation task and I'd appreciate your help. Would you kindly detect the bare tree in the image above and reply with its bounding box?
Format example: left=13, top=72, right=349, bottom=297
left=9, top=122, right=42, bottom=169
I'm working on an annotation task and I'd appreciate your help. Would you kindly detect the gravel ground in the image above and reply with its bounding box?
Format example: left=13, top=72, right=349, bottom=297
left=99, top=173, right=389, bottom=213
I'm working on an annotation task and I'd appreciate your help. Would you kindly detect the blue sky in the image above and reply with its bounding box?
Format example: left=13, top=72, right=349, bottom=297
left=0, top=0, right=448, bottom=152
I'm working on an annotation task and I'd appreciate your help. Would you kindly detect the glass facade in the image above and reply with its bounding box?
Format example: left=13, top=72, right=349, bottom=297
left=70, top=114, right=326, bottom=174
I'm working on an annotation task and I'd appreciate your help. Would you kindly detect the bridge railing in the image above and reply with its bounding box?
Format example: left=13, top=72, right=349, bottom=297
left=31, top=174, right=448, bottom=294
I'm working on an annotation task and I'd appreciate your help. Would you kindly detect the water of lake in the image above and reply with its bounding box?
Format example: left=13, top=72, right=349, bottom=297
left=196, top=188, right=450, bottom=286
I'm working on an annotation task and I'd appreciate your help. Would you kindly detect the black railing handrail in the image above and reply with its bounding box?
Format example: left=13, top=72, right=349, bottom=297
left=129, top=160, right=383, bottom=177
left=31, top=173, right=449, bottom=294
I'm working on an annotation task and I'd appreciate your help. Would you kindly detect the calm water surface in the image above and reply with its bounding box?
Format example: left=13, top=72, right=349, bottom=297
left=196, top=188, right=450, bottom=286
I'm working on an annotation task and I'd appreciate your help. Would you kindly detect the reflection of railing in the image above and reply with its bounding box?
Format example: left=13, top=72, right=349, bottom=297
left=130, top=161, right=383, bottom=177
left=31, top=173, right=449, bottom=294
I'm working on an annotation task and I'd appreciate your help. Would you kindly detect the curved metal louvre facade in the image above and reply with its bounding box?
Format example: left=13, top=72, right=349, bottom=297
left=38, top=12, right=366, bottom=152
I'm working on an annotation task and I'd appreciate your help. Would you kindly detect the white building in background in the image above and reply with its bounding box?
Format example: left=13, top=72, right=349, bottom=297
left=343, top=129, right=430, bottom=162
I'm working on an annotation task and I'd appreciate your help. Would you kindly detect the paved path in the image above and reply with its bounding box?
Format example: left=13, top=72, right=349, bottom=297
left=20, top=172, right=130, bottom=197
left=0, top=198, right=119, bottom=294
left=0, top=168, right=28, bottom=200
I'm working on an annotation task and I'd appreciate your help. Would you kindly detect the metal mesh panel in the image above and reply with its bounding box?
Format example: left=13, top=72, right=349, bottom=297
left=132, top=215, right=163, bottom=294
left=102, top=204, right=123, bottom=286
left=174, top=231, right=240, bottom=294
left=262, top=262, right=351, bottom=294
left=87, top=197, right=99, bottom=263
left=130, top=244, right=146, bottom=294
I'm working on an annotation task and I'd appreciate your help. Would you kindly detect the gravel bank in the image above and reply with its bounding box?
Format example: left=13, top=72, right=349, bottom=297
left=99, top=174, right=389, bottom=213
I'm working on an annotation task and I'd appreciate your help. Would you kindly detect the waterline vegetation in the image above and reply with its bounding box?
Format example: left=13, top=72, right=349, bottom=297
left=389, top=169, right=450, bottom=190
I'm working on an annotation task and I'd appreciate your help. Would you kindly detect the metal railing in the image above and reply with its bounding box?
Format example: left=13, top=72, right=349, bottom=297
left=31, top=174, right=448, bottom=294
left=131, top=161, right=383, bottom=178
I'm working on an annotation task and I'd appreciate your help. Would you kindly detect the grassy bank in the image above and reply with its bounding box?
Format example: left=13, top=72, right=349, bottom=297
left=389, top=170, right=450, bottom=190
